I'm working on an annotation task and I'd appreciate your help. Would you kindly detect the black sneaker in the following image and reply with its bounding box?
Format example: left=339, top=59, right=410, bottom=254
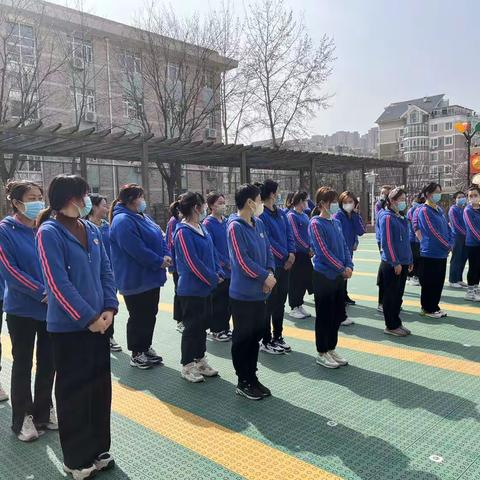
left=145, top=347, right=163, bottom=365
left=94, top=452, right=115, bottom=472
left=130, top=352, right=154, bottom=370
left=345, top=296, right=356, bottom=306
left=255, top=379, right=271, bottom=397
left=274, top=337, right=291, bottom=352
left=235, top=381, right=263, bottom=400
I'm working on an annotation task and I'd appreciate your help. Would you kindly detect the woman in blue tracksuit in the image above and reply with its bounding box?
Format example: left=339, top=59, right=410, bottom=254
left=0, top=180, right=54, bottom=443
left=414, top=182, right=451, bottom=318
left=379, top=188, right=413, bottom=337
left=203, top=192, right=231, bottom=341
left=463, top=186, right=480, bottom=301
left=286, top=191, right=312, bottom=319
left=406, top=194, right=424, bottom=286
left=309, top=187, right=353, bottom=369
left=36, top=174, right=118, bottom=478
left=375, top=185, right=391, bottom=312
left=335, top=191, right=366, bottom=309
left=166, top=198, right=183, bottom=333
left=227, top=184, right=276, bottom=400
left=0, top=271, right=7, bottom=402
left=448, top=191, right=468, bottom=288
left=174, top=192, right=224, bottom=383
left=87, top=193, right=121, bottom=352
left=110, top=183, right=171, bottom=370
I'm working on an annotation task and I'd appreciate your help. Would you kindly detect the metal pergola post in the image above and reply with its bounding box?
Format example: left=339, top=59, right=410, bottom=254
left=360, top=165, right=368, bottom=223
left=309, top=157, right=317, bottom=200
left=141, top=141, right=151, bottom=207
left=79, top=154, right=87, bottom=180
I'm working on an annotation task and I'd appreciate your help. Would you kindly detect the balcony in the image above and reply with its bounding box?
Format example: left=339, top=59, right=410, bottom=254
left=401, top=125, right=429, bottom=138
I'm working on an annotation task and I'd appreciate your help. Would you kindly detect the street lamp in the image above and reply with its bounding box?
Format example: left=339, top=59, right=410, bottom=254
left=364, top=170, right=378, bottom=226
left=454, top=121, right=480, bottom=185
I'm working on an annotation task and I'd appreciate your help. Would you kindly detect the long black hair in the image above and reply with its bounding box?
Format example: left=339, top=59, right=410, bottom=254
left=38, top=175, right=89, bottom=225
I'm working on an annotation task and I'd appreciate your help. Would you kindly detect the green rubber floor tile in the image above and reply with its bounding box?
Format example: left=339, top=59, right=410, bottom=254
left=457, top=455, right=480, bottom=480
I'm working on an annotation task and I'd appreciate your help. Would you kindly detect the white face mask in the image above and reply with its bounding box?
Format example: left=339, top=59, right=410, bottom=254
left=252, top=201, right=264, bottom=217
left=343, top=203, right=354, bottom=213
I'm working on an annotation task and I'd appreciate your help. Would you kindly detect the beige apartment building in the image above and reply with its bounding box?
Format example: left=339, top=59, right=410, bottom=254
left=0, top=0, right=236, bottom=217
left=376, top=94, right=479, bottom=193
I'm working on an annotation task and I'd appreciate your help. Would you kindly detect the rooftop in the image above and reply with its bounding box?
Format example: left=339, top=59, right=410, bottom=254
left=376, top=94, right=445, bottom=124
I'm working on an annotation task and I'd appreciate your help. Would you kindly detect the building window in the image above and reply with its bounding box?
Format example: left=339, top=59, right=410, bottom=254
left=445, top=150, right=453, bottom=161
left=430, top=124, right=438, bottom=133
left=444, top=179, right=452, bottom=187
left=121, top=52, right=141, bottom=74
left=445, top=136, right=453, bottom=146
left=430, top=138, right=438, bottom=148
left=72, top=38, right=92, bottom=65
left=430, top=152, right=438, bottom=162
left=429, top=165, right=438, bottom=175
left=72, top=88, right=96, bottom=113
left=123, top=97, right=143, bottom=119
left=167, top=64, right=179, bottom=82
left=445, top=122, right=453, bottom=131
left=409, top=111, right=418, bottom=124
left=444, top=164, right=452, bottom=174
left=7, top=22, right=35, bottom=66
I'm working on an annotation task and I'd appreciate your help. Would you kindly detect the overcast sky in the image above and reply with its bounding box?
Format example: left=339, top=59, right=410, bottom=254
left=51, top=0, right=480, bottom=137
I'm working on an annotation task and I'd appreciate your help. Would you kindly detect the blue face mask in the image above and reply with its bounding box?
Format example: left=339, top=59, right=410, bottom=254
left=329, top=202, right=340, bottom=215
left=21, top=200, right=45, bottom=221
left=397, top=201, right=407, bottom=212
left=456, top=197, right=467, bottom=207
left=77, top=196, right=92, bottom=218
left=412, top=202, right=420, bottom=207
left=432, top=193, right=442, bottom=204
left=137, top=199, right=147, bottom=213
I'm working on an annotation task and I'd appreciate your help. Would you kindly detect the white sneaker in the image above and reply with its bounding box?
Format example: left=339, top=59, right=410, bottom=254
left=195, top=356, right=218, bottom=377
left=0, top=382, right=8, bottom=402
left=459, top=281, right=468, bottom=288
left=465, top=291, right=480, bottom=302
left=63, top=463, right=96, bottom=479
left=94, top=452, right=115, bottom=472
left=315, top=353, right=340, bottom=369
left=289, top=307, right=307, bottom=319
left=181, top=362, right=205, bottom=383
left=450, top=282, right=464, bottom=289
left=18, top=415, right=40, bottom=442
left=377, top=304, right=383, bottom=313
left=422, top=310, right=443, bottom=319
left=340, top=317, right=354, bottom=326
left=176, top=321, right=185, bottom=333
left=298, top=306, right=311, bottom=318
left=37, top=406, right=58, bottom=431
left=328, top=350, right=348, bottom=366
left=438, top=309, right=447, bottom=317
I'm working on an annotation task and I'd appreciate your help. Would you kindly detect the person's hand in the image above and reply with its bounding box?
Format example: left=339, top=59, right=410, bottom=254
left=343, top=267, right=353, bottom=279
left=263, top=273, right=277, bottom=293
left=88, top=317, right=107, bottom=334
left=100, top=310, right=114, bottom=330
left=162, top=256, right=172, bottom=269
left=408, top=264, right=413, bottom=273
left=394, top=264, right=402, bottom=275
left=284, top=253, right=295, bottom=270
left=41, top=295, right=48, bottom=304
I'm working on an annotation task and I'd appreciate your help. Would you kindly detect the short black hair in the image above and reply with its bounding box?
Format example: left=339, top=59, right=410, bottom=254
left=256, top=179, right=278, bottom=201
left=235, top=183, right=260, bottom=209
left=179, top=191, right=205, bottom=218
left=291, top=191, right=307, bottom=207
left=453, top=191, right=465, bottom=200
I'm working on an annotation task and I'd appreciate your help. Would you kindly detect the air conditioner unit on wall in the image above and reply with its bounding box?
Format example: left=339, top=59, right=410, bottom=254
left=84, top=111, right=97, bottom=123
left=206, top=128, right=216, bottom=139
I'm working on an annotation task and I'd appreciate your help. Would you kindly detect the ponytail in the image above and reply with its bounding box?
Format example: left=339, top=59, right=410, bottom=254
left=108, top=198, right=120, bottom=223
left=37, top=206, right=53, bottom=226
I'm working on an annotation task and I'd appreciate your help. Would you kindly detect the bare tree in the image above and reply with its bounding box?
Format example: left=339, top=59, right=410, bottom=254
left=0, top=0, right=69, bottom=184
left=134, top=3, right=226, bottom=201
left=244, top=0, right=335, bottom=148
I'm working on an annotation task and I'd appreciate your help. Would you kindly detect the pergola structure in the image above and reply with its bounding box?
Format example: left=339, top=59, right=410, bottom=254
left=0, top=121, right=409, bottom=219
